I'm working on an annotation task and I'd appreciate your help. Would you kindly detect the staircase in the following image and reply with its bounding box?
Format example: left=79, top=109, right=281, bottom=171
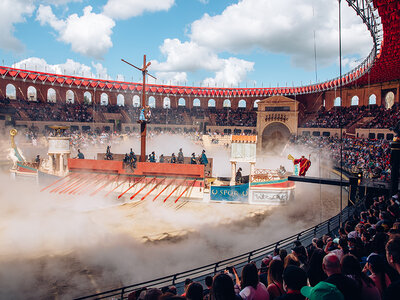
left=347, top=116, right=375, bottom=135
left=121, top=110, right=132, bottom=123
left=93, top=111, right=106, bottom=122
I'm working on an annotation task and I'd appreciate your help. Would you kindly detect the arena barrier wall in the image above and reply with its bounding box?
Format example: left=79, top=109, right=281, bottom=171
left=75, top=198, right=360, bottom=300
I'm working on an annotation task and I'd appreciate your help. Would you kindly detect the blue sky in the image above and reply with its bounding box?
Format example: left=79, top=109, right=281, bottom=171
left=0, top=0, right=373, bottom=87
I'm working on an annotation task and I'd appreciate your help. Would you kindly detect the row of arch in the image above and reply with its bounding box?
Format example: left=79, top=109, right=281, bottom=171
left=5, top=84, right=259, bottom=108
left=331, top=92, right=394, bottom=109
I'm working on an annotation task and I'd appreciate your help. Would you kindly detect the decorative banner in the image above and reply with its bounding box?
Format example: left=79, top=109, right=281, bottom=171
left=210, top=183, right=249, bottom=202
left=48, top=138, right=70, bottom=154
left=250, top=189, right=294, bottom=205
left=231, top=143, right=256, bottom=163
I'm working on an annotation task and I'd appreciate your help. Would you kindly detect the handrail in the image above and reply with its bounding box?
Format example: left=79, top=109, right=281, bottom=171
left=75, top=201, right=360, bottom=300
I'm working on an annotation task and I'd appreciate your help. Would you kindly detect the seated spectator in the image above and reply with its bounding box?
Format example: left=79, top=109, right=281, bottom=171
left=301, top=281, right=344, bottom=300
left=212, top=273, right=241, bottom=300
left=283, top=254, right=300, bottom=268
left=186, top=282, right=203, bottom=300
left=307, top=248, right=327, bottom=287
left=144, top=288, right=162, bottom=300
left=203, top=275, right=213, bottom=299
left=341, top=254, right=380, bottom=300
left=276, top=265, right=307, bottom=300
left=363, top=254, right=391, bottom=297
left=322, top=253, right=360, bottom=300
left=266, top=259, right=284, bottom=300
left=383, top=236, right=400, bottom=300
left=239, top=263, right=269, bottom=300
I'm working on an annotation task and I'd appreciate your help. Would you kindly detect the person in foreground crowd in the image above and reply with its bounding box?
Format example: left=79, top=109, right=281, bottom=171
left=301, top=281, right=344, bottom=300
left=239, top=263, right=269, bottom=300
left=276, top=265, right=307, bottom=300
left=383, top=236, right=400, bottom=300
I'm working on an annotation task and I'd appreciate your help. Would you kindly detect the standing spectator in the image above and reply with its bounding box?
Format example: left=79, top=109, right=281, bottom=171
left=383, top=237, right=400, bottom=300
left=239, top=263, right=270, bottom=300
left=276, top=265, right=307, bottom=300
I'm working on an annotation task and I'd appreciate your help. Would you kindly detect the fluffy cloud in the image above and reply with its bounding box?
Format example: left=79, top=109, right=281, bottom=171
left=189, top=0, right=372, bottom=70
left=150, top=38, right=254, bottom=86
left=12, top=57, right=110, bottom=79
left=37, top=5, right=115, bottom=59
left=42, top=0, right=82, bottom=4
left=103, top=0, right=175, bottom=20
left=0, top=0, right=35, bottom=52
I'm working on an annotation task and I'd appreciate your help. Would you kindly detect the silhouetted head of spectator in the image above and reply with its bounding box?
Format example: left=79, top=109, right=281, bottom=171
left=186, top=282, right=203, bottom=300
left=284, top=253, right=300, bottom=268
left=282, top=265, right=307, bottom=292
left=279, top=249, right=288, bottom=261
left=293, top=240, right=302, bottom=247
left=274, top=247, right=280, bottom=256
left=205, top=276, right=213, bottom=289
left=241, top=263, right=259, bottom=289
left=144, top=288, right=162, bottom=300
left=212, top=273, right=236, bottom=300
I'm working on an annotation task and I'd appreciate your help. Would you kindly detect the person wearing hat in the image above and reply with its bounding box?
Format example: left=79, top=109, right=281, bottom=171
left=301, top=281, right=344, bottom=300
left=170, top=153, right=177, bottom=163
left=149, top=151, right=156, bottom=162
left=276, top=265, right=307, bottom=300
left=190, top=153, right=197, bottom=164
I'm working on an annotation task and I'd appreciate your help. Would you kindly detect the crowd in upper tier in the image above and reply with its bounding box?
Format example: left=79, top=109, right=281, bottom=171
left=126, top=194, right=400, bottom=300
left=1, top=96, right=399, bottom=130
left=290, top=136, right=392, bottom=182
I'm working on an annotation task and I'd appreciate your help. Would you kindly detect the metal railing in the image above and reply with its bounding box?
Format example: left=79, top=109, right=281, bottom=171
left=76, top=202, right=359, bottom=300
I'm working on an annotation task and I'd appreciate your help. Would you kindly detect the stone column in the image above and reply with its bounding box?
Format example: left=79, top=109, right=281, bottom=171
left=230, top=161, right=236, bottom=186
left=250, top=162, right=256, bottom=182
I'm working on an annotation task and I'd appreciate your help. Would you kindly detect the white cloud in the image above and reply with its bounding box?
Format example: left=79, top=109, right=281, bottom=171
left=150, top=38, right=254, bottom=86
left=12, top=57, right=110, bottom=79
left=151, top=72, right=187, bottom=85
left=103, top=0, right=175, bottom=20
left=189, top=0, right=372, bottom=69
left=42, top=0, right=82, bottom=5
left=36, top=5, right=115, bottom=59
left=0, top=0, right=35, bottom=52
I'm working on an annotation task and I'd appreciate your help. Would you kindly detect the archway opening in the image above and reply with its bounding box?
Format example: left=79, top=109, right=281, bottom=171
left=262, top=122, right=291, bottom=153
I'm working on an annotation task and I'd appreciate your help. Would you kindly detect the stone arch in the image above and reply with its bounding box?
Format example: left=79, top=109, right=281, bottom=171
left=369, top=94, right=376, bottom=105
left=193, top=98, right=200, bottom=107
left=178, top=97, right=186, bottom=107
left=238, top=99, right=246, bottom=108
left=117, top=94, right=125, bottom=106
left=254, top=100, right=260, bottom=108
left=101, top=93, right=109, bottom=106
left=262, top=122, right=291, bottom=152
left=6, top=83, right=16, bottom=99
left=208, top=99, right=216, bottom=107
left=351, top=95, right=359, bottom=106
left=333, top=97, right=341, bottom=107
left=223, top=99, right=231, bottom=108
left=47, top=88, right=56, bottom=103
left=148, top=96, right=156, bottom=108
left=133, top=95, right=140, bottom=107
left=163, top=97, right=171, bottom=108
left=27, top=86, right=37, bottom=101
left=385, top=91, right=395, bottom=109
left=66, top=90, right=74, bottom=104
left=84, top=91, right=92, bottom=104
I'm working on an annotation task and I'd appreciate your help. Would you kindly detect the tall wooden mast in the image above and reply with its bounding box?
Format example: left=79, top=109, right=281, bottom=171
left=122, top=56, right=156, bottom=162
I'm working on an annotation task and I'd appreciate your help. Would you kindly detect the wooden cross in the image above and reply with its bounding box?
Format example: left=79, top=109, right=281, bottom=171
left=122, top=55, right=156, bottom=162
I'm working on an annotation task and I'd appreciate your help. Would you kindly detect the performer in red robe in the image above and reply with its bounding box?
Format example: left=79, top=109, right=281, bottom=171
left=293, top=155, right=311, bottom=176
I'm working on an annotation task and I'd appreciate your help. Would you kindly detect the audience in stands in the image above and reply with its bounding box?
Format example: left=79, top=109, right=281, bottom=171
left=124, top=192, right=400, bottom=300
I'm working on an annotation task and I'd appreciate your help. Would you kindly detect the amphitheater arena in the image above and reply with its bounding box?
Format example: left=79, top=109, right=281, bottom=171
left=0, top=0, right=400, bottom=299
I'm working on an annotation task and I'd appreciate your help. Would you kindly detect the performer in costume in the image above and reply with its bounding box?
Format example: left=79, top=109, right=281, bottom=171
left=149, top=151, right=156, bottom=162
left=177, top=148, right=184, bottom=164
left=170, top=153, right=177, bottom=163
left=235, top=167, right=243, bottom=184
left=190, top=153, right=197, bottom=164
left=290, top=155, right=311, bottom=176
left=159, top=154, right=165, bottom=163
left=200, top=150, right=208, bottom=166
left=139, top=106, right=146, bottom=122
